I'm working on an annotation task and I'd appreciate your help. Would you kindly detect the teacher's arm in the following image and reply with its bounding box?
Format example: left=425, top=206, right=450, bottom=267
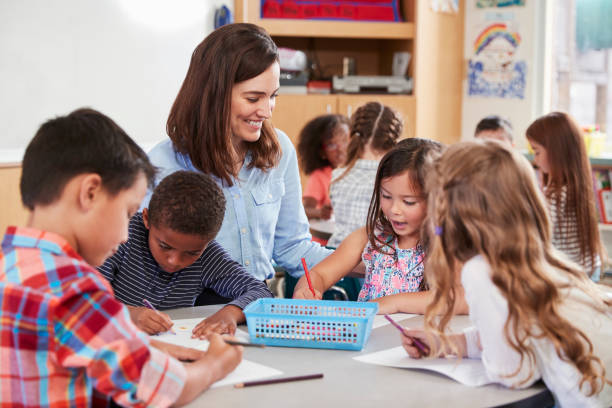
left=271, top=130, right=333, bottom=277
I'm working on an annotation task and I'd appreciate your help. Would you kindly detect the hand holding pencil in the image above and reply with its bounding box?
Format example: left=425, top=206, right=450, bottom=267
left=292, top=258, right=323, bottom=300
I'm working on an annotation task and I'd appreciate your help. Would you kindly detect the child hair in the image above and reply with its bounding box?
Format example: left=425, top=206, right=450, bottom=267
left=365, top=137, right=443, bottom=255
left=148, top=170, right=226, bottom=239
left=20, top=108, right=156, bottom=211
left=425, top=140, right=610, bottom=394
left=474, top=115, right=513, bottom=141
left=526, top=111, right=604, bottom=275
left=297, top=114, right=350, bottom=175
left=167, top=23, right=280, bottom=186
left=334, top=101, right=403, bottom=183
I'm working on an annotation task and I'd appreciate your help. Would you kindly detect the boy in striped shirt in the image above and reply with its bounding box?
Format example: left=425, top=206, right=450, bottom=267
left=0, top=109, right=242, bottom=407
left=98, top=170, right=273, bottom=338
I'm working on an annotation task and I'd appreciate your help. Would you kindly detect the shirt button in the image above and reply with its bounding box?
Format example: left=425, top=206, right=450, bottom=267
left=268, top=194, right=272, bottom=198
left=245, top=260, right=250, bottom=266
left=234, top=194, right=240, bottom=199
left=241, top=227, right=247, bottom=234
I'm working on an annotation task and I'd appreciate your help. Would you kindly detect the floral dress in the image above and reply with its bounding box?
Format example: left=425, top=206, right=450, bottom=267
left=357, top=232, right=425, bottom=301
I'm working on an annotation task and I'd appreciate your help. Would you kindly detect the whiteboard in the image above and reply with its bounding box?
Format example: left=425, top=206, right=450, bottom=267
left=0, top=0, right=232, bottom=162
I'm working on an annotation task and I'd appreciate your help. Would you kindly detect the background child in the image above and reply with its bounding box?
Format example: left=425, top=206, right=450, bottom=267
left=98, top=170, right=273, bottom=337
left=297, top=114, right=350, bottom=221
left=526, top=111, right=604, bottom=281
left=401, top=141, right=611, bottom=407
left=294, top=139, right=468, bottom=315
left=474, top=115, right=514, bottom=146
left=327, top=101, right=402, bottom=248
left=0, top=109, right=241, bottom=407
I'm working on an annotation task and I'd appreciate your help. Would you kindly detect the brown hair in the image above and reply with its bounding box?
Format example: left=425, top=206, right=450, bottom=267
left=366, top=138, right=443, bottom=257
left=425, top=140, right=610, bottom=394
left=167, top=23, right=280, bottom=186
left=333, top=102, right=402, bottom=183
left=297, top=114, right=350, bottom=175
left=526, top=112, right=603, bottom=275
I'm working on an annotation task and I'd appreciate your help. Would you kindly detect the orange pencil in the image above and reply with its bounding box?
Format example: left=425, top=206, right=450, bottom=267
left=300, top=258, right=316, bottom=297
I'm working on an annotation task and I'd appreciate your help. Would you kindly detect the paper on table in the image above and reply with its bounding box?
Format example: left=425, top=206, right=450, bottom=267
left=151, top=318, right=280, bottom=388
left=353, top=346, right=492, bottom=387
left=153, top=318, right=250, bottom=350
left=372, top=313, right=417, bottom=329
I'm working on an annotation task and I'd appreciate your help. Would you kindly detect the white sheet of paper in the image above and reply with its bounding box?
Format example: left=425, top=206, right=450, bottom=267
left=151, top=318, right=280, bottom=388
left=354, top=346, right=492, bottom=387
left=372, top=313, right=418, bottom=329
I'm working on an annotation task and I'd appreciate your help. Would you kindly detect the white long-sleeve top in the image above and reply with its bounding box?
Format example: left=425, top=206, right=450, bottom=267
left=461, top=255, right=612, bottom=408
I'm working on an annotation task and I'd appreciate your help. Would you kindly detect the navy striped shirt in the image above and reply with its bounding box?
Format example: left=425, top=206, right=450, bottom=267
left=97, top=213, right=273, bottom=310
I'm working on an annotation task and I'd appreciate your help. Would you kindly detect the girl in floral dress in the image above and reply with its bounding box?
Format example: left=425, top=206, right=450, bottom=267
left=293, top=138, right=468, bottom=315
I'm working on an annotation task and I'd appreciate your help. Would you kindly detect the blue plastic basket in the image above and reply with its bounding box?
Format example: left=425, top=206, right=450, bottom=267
left=243, top=298, right=378, bottom=351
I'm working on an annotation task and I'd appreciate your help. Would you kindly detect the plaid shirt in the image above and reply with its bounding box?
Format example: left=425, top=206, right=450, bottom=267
left=0, top=226, right=186, bottom=407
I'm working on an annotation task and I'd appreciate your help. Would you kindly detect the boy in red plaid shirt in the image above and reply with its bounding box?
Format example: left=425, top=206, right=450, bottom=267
left=0, top=108, right=242, bottom=407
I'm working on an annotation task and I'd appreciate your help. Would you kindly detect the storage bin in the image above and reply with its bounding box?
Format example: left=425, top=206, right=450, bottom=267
left=244, top=298, right=378, bottom=351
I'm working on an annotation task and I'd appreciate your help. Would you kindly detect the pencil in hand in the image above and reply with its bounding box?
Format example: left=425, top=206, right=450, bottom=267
left=142, top=298, right=176, bottom=335
left=301, top=257, right=316, bottom=298
left=223, top=339, right=265, bottom=348
left=384, top=314, right=429, bottom=355
left=234, top=373, right=324, bottom=388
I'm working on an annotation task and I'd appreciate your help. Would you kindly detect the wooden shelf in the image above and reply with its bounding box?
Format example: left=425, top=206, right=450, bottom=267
left=257, top=19, right=415, bottom=40
left=235, top=0, right=415, bottom=40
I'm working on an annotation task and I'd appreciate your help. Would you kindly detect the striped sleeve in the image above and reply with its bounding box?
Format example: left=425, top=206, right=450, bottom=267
left=53, top=271, right=186, bottom=407
left=97, top=243, right=127, bottom=283
left=199, top=240, right=273, bottom=309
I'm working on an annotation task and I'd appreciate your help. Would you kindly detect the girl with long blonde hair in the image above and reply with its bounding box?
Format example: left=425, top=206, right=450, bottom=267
left=401, top=141, right=611, bottom=407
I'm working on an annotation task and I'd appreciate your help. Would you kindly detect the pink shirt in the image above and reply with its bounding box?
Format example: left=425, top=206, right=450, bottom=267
left=303, top=166, right=333, bottom=208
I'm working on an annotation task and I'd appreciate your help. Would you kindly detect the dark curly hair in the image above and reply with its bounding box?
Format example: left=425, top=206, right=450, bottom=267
left=147, top=170, right=226, bottom=238
left=333, top=101, right=402, bottom=183
left=297, top=114, right=350, bottom=175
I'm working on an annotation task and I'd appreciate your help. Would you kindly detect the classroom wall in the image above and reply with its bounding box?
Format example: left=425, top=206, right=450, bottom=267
left=0, top=0, right=232, bottom=161
left=460, top=0, right=551, bottom=148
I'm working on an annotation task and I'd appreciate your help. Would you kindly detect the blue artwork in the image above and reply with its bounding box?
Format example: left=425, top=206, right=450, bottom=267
left=468, top=60, right=526, bottom=98
left=468, top=22, right=526, bottom=99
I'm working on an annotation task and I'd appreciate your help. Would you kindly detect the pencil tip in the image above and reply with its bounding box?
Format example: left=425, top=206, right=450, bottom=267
left=234, top=383, right=244, bottom=388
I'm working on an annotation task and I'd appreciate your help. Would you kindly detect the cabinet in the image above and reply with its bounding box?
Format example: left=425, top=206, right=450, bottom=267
left=235, top=0, right=465, bottom=146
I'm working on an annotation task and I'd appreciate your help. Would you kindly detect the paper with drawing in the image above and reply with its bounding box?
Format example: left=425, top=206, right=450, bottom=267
left=151, top=318, right=281, bottom=388
left=354, top=346, right=492, bottom=387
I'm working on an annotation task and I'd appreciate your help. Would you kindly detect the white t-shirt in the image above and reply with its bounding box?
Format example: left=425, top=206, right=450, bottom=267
left=461, top=255, right=612, bottom=408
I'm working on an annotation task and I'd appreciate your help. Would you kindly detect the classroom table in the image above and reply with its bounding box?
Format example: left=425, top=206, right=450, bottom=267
left=169, top=306, right=554, bottom=408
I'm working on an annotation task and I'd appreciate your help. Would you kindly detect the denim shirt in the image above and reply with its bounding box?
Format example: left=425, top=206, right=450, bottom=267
left=144, top=129, right=332, bottom=280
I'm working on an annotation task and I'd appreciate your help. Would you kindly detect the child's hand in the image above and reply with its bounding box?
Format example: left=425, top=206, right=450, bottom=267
left=191, top=305, right=242, bottom=339
left=371, top=296, right=398, bottom=315
left=292, top=286, right=323, bottom=300
left=150, top=339, right=206, bottom=362
left=128, top=306, right=174, bottom=335
left=401, top=329, right=432, bottom=359
left=202, top=333, right=243, bottom=383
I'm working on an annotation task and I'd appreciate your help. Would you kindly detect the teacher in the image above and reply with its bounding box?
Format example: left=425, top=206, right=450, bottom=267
left=145, top=23, right=332, bottom=281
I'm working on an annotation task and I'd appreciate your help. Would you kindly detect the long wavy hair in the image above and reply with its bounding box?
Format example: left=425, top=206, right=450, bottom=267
left=332, top=101, right=402, bottom=184
left=167, top=23, right=280, bottom=186
left=526, top=112, right=604, bottom=275
left=424, top=140, right=611, bottom=395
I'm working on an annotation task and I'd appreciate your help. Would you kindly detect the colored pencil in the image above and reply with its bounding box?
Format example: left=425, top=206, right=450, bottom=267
left=142, top=298, right=176, bottom=335
left=301, top=257, right=316, bottom=297
left=234, top=373, right=324, bottom=388
left=384, top=314, right=429, bottom=355
left=224, top=339, right=265, bottom=348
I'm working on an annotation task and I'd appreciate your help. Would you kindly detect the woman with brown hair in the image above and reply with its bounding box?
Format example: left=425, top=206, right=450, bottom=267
left=527, top=112, right=604, bottom=281
left=145, top=23, right=331, bottom=281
